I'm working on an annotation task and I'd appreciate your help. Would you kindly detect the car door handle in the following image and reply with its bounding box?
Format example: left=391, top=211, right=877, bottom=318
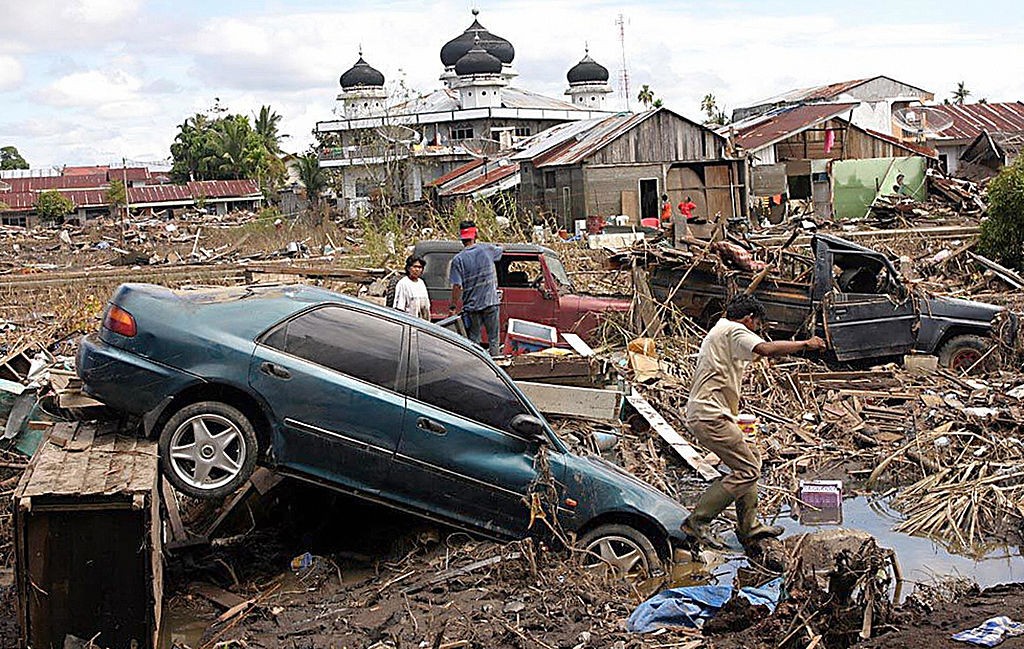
left=259, top=361, right=291, bottom=380
left=417, top=417, right=446, bottom=435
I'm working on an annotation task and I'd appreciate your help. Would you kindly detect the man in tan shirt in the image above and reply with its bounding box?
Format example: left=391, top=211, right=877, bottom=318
left=681, top=295, right=826, bottom=550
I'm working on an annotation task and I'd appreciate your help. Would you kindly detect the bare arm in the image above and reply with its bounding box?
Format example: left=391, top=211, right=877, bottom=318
left=754, top=336, right=826, bottom=358
left=449, top=284, right=463, bottom=311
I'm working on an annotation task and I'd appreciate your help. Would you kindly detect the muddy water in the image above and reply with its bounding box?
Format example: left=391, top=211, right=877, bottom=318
left=777, top=496, right=1024, bottom=597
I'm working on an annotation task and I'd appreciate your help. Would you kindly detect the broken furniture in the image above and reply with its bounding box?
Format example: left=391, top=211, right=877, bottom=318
left=13, top=421, right=161, bottom=649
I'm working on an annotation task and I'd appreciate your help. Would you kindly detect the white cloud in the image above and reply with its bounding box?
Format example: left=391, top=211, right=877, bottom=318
left=39, top=69, right=143, bottom=108
left=0, top=55, right=24, bottom=90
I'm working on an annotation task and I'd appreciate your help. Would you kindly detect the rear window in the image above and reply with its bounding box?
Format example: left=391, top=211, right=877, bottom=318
left=419, top=252, right=454, bottom=289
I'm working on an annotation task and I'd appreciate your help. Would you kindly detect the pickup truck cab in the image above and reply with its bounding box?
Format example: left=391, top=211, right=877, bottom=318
left=650, top=234, right=1017, bottom=370
left=412, top=240, right=631, bottom=343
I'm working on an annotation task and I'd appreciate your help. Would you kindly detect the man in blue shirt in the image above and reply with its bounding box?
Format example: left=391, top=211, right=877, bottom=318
left=449, top=220, right=503, bottom=356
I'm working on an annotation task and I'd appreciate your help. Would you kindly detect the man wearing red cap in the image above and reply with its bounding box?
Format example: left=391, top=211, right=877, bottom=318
left=449, top=220, right=504, bottom=356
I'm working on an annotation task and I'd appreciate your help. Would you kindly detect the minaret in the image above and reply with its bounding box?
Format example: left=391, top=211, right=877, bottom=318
left=565, top=46, right=613, bottom=110
left=337, top=49, right=387, bottom=119
left=453, top=36, right=507, bottom=109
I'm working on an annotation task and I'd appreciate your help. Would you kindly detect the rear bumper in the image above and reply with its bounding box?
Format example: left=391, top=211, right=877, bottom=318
left=77, top=333, right=200, bottom=416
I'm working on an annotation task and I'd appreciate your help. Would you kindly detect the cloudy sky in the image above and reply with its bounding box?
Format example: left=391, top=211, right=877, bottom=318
left=1, top=0, right=1022, bottom=169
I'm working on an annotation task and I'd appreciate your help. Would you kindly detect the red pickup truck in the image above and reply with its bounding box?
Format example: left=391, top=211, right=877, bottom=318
left=410, top=240, right=630, bottom=343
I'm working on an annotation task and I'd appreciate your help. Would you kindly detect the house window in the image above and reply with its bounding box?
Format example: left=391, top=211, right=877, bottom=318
left=514, top=126, right=531, bottom=137
left=450, top=125, right=474, bottom=141
left=544, top=171, right=556, bottom=189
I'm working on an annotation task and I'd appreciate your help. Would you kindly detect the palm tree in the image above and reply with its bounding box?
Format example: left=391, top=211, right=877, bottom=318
left=637, top=84, right=654, bottom=109
left=701, top=93, right=717, bottom=120
left=952, top=81, right=971, bottom=105
left=254, top=105, right=284, bottom=155
left=213, top=116, right=254, bottom=179
left=296, top=154, right=327, bottom=207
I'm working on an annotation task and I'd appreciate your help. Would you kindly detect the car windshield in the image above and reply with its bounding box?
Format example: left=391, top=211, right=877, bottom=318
left=544, top=254, right=575, bottom=293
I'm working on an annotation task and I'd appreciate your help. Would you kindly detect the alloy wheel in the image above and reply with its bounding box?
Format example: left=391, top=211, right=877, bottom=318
left=168, top=413, right=247, bottom=491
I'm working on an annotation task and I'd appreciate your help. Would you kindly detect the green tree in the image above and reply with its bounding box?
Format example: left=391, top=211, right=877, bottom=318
left=952, top=81, right=971, bottom=105
left=253, top=105, right=284, bottom=155
left=978, top=157, right=1024, bottom=269
left=701, top=93, right=717, bottom=120
left=1, top=146, right=29, bottom=170
left=35, top=190, right=75, bottom=224
left=170, top=113, right=214, bottom=181
left=296, top=153, right=327, bottom=207
left=212, top=115, right=259, bottom=179
left=106, top=179, right=127, bottom=217
left=637, top=84, right=654, bottom=109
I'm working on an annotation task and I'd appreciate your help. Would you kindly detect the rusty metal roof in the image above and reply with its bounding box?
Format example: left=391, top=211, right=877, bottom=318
left=430, top=159, right=485, bottom=187
left=5, top=174, right=109, bottom=192
left=2, top=180, right=262, bottom=213
left=746, top=76, right=932, bottom=108
left=733, top=103, right=859, bottom=152
left=187, top=179, right=262, bottom=198
left=439, top=161, right=519, bottom=197
left=929, top=102, right=1024, bottom=141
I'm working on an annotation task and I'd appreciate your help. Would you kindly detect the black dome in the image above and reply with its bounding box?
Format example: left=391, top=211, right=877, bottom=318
left=567, top=52, right=609, bottom=84
left=339, top=56, right=384, bottom=89
left=455, top=44, right=503, bottom=76
left=440, top=12, right=514, bottom=67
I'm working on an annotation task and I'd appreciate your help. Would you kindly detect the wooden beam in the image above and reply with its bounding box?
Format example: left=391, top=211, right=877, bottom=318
left=624, top=393, right=720, bottom=481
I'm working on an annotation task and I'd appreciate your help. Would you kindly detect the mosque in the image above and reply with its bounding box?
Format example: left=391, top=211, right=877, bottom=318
left=315, top=10, right=619, bottom=216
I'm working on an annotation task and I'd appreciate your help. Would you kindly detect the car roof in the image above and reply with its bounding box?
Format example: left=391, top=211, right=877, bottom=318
left=414, top=240, right=558, bottom=257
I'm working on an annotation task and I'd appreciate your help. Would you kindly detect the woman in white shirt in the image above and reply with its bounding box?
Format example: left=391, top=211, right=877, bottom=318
left=393, top=255, right=431, bottom=320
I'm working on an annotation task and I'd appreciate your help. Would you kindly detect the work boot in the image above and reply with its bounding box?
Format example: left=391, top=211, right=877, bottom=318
left=680, top=481, right=734, bottom=550
left=735, top=490, right=784, bottom=546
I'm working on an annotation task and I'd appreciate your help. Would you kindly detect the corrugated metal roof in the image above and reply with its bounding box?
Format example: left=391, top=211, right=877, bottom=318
left=63, top=165, right=110, bottom=176
left=5, top=174, right=109, bottom=192
left=430, top=159, right=485, bottom=187
left=857, top=125, right=938, bottom=159
left=439, top=161, right=519, bottom=197
left=187, top=179, right=262, bottom=198
left=733, top=103, right=859, bottom=152
left=511, top=117, right=608, bottom=161
left=743, top=76, right=932, bottom=109
left=929, top=102, right=1024, bottom=141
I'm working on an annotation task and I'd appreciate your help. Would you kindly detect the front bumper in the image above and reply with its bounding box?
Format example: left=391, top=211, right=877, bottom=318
left=77, top=333, right=200, bottom=416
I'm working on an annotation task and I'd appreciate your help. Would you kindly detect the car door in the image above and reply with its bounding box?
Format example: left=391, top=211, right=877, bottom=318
left=248, top=305, right=409, bottom=494
left=499, top=254, right=557, bottom=329
left=823, top=289, right=917, bottom=361
left=392, top=329, right=542, bottom=537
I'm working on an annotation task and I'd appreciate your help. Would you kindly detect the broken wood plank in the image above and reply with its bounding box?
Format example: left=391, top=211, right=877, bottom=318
left=968, top=252, right=1024, bottom=289
left=624, top=393, right=721, bottom=481
left=403, top=553, right=520, bottom=594
left=161, top=478, right=188, bottom=545
left=191, top=582, right=247, bottom=610
left=516, top=381, right=621, bottom=420
left=560, top=333, right=594, bottom=357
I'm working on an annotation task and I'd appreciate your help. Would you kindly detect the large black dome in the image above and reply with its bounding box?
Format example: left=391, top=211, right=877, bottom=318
left=455, top=43, right=503, bottom=76
left=567, top=52, right=609, bottom=84
left=440, top=11, right=514, bottom=67
left=340, top=56, right=384, bottom=89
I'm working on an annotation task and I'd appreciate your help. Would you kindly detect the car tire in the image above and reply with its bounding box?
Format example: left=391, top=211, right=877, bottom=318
left=937, top=334, right=995, bottom=373
left=158, top=401, right=258, bottom=499
left=578, top=523, right=664, bottom=579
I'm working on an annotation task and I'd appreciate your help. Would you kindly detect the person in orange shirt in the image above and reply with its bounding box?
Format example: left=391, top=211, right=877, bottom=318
left=678, top=196, right=697, bottom=221
left=660, top=194, right=673, bottom=223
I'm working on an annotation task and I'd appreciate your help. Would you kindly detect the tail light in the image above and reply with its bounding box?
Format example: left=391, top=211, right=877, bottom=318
left=103, top=304, right=137, bottom=337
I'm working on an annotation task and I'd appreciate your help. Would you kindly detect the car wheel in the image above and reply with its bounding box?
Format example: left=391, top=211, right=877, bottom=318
left=937, top=334, right=995, bottom=373
left=578, top=524, right=664, bottom=580
left=158, top=401, right=258, bottom=499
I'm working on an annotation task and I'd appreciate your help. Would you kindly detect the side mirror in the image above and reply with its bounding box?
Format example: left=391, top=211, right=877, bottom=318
left=510, top=414, right=547, bottom=442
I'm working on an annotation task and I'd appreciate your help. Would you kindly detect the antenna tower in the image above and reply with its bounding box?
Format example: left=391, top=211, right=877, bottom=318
left=616, top=13, right=630, bottom=111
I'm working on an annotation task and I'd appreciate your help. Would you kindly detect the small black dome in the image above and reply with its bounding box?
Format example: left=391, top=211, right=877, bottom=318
left=455, top=43, right=503, bottom=76
left=339, top=56, right=384, bottom=89
left=567, top=52, right=609, bottom=84
left=440, top=11, right=514, bottom=67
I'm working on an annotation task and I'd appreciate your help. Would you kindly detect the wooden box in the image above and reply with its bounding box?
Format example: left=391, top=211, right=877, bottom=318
left=14, top=421, right=161, bottom=649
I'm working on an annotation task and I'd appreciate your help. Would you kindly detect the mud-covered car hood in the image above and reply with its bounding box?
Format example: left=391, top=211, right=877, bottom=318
left=922, top=295, right=1003, bottom=323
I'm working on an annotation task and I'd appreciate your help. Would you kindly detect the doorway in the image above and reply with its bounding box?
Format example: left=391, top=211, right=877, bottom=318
left=639, top=178, right=659, bottom=221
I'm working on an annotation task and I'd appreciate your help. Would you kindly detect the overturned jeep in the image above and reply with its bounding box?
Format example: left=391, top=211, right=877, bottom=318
left=649, top=234, right=1018, bottom=371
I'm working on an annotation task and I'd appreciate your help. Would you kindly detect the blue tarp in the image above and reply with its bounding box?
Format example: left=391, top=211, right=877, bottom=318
left=627, top=577, right=784, bottom=633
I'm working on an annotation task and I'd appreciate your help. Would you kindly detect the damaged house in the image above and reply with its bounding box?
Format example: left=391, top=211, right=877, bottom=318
left=513, top=107, right=744, bottom=228
left=924, top=101, right=1024, bottom=177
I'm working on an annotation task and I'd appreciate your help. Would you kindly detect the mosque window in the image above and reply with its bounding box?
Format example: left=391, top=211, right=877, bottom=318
left=450, top=125, right=474, bottom=140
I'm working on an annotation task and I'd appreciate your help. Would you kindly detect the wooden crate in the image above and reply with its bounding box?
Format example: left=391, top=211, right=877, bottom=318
left=14, top=421, right=161, bottom=649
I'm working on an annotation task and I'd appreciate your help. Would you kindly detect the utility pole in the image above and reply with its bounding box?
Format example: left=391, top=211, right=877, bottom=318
left=616, top=13, right=630, bottom=111
left=121, top=157, right=130, bottom=248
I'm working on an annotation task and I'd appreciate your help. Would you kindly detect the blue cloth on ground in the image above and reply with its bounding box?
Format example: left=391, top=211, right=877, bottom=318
left=952, top=616, right=1024, bottom=646
left=627, top=577, right=783, bottom=633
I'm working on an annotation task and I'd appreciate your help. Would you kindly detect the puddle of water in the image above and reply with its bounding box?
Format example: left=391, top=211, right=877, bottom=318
left=158, top=601, right=208, bottom=648
left=776, top=495, right=1024, bottom=596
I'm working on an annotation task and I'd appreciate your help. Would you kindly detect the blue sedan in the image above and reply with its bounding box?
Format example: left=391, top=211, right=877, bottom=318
left=78, top=283, right=690, bottom=577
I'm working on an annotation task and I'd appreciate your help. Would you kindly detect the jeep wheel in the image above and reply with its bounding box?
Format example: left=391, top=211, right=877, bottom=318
left=158, top=401, right=258, bottom=499
left=938, top=334, right=996, bottom=373
left=578, top=524, right=663, bottom=580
